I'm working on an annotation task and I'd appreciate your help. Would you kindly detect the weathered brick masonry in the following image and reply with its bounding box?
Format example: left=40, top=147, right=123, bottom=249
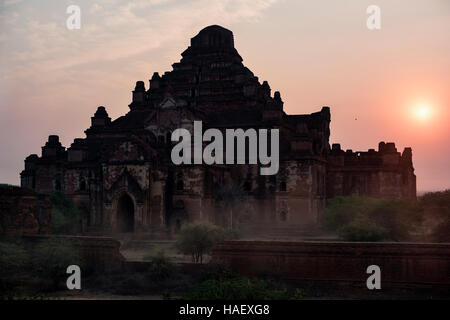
left=212, top=241, right=450, bottom=287
left=0, top=185, right=51, bottom=235
left=20, top=26, right=416, bottom=235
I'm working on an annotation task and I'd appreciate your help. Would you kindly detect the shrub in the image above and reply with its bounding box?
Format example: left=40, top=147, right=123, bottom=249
left=183, top=278, right=291, bottom=300
left=419, top=190, right=450, bottom=242
left=291, top=288, right=306, bottom=300
left=432, top=218, right=450, bottom=242
left=339, top=217, right=388, bottom=242
left=144, top=250, right=177, bottom=281
left=369, top=198, right=422, bottom=241
left=325, top=196, right=422, bottom=242
left=0, top=238, right=30, bottom=293
left=175, top=223, right=227, bottom=263
left=203, top=260, right=234, bottom=281
left=50, top=191, right=80, bottom=234
left=0, top=238, right=29, bottom=278
left=324, top=196, right=379, bottom=231
left=419, top=189, right=450, bottom=208
left=31, top=238, right=84, bottom=289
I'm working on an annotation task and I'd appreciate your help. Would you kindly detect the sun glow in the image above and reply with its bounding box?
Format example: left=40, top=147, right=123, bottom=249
left=413, top=103, right=433, bottom=121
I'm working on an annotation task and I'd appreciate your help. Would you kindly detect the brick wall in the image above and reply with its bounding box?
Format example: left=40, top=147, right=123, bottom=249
left=212, top=241, right=450, bottom=287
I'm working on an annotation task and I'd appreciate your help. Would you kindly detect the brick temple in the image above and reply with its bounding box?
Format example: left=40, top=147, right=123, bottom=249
left=20, top=25, right=416, bottom=234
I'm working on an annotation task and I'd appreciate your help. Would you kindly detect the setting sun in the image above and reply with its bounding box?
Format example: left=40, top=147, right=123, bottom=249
left=414, top=104, right=433, bottom=121
left=418, top=106, right=430, bottom=118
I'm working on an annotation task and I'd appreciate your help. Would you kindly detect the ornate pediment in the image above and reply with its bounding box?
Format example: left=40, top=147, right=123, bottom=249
left=105, top=169, right=144, bottom=204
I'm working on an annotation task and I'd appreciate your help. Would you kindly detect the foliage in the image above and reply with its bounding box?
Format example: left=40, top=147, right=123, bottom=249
left=419, top=189, right=450, bottom=208
left=339, top=216, right=388, bottom=241
left=324, top=196, right=379, bottom=231
left=432, top=219, right=450, bottom=242
left=1, top=236, right=85, bottom=292
left=183, top=277, right=295, bottom=300
left=419, top=190, right=450, bottom=242
left=324, top=196, right=422, bottom=242
left=50, top=191, right=80, bottom=234
left=162, top=289, right=172, bottom=300
left=291, top=288, right=306, bottom=300
left=31, top=238, right=84, bottom=289
left=0, top=238, right=29, bottom=279
left=144, top=250, right=178, bottom=281
left=203, top=260, right=234, bottom=281
left=176, top=223, right=231, bottom=263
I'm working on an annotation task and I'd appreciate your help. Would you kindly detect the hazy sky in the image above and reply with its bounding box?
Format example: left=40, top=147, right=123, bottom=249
left=0, top=0, right=449, bottom=192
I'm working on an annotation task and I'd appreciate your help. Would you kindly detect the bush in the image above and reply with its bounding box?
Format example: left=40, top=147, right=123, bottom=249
left=432, top=218, right=450, bottom=242
left=50, top=191, right=80, bottom=234
left=419, top=190, right=450, bottom=242
left=324, top=196, right=380, bottom=231
left=31, top=238, right=84, bottom=289
left=419, top=189, right=450, bottom=208
left=324, top=196, right=422, bottom=242
left=0, top=238, right=29, bottom=279
left=339, top=217, right=388, bottom=241
left=144, top=250, right=178, bottom=281
left=203, top=260, right=234, bottom=281
left=183, top=278, right=291, bottom=300
left=175, top=223, right=228, bottom=263
left=0, top=238, right=30, bottom=295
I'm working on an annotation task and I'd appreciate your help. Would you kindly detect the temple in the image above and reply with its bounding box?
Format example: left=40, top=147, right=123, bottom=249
left=20, top=25, right=416, bottom=235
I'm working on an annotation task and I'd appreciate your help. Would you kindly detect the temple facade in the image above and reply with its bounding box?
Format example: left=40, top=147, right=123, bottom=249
left=20, top=25, right=416, bottom=234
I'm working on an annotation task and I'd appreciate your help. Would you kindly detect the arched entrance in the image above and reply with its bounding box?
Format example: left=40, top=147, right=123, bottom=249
left=117, top=193, right=134, bottom=232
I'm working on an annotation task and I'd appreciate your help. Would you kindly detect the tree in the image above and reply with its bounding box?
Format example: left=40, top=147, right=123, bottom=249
left=324, top=196, right=422, bottom=242
left=50, top=191, right=80, bottom=234
left=419, top=190, right=450, bottom=242
left=175, top=223, right=228, bottom=264
left=31, top=238, right=84, bottom=289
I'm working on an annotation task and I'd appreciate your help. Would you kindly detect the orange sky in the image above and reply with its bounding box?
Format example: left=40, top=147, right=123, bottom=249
left=0, top=0, right=449, bottom=191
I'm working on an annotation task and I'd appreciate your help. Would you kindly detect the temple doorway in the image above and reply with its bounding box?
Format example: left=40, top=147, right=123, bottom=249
left=117, top=194, right=134, bottom=232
